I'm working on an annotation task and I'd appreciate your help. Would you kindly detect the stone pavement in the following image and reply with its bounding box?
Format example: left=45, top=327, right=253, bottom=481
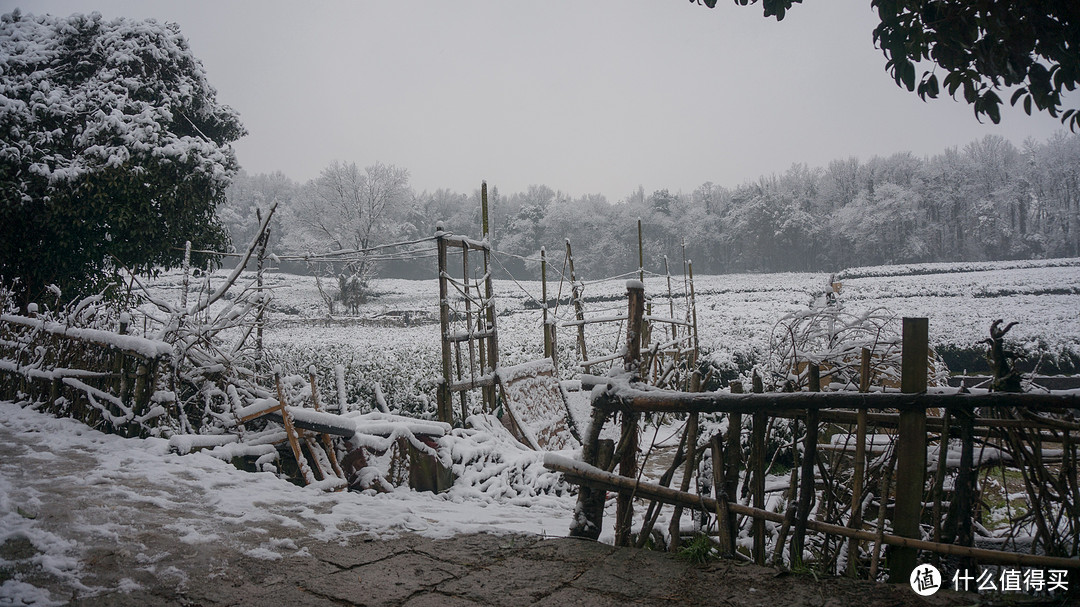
left=4, top=530, right=982, bottom=607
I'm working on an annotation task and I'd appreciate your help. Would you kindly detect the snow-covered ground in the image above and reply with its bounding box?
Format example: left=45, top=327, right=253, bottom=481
left=0, top=400, right=585, bottom=604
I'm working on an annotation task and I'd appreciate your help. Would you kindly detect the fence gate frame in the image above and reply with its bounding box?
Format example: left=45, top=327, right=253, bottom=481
left=436, top=181, right=499, bottom=425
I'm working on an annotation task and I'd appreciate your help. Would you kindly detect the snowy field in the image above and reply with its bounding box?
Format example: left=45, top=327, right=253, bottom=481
left=141, top=257, right=1080, bottom=413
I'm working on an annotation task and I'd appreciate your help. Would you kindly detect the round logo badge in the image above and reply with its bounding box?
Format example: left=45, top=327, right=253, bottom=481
left=909, top=564, right=942, bottom=596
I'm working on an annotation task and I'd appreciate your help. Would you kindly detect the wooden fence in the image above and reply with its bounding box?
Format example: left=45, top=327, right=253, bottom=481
left=547, top=282, right=1080, bottom=582
left=0, top=313, right=173, bottom=437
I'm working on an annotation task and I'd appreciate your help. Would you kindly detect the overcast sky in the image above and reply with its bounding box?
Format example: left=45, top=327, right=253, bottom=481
left=4, top=1, right=1076, bottom=200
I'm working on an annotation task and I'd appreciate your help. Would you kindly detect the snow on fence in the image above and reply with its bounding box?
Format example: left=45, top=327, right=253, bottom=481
left=0, top=313, right=174, bottom=437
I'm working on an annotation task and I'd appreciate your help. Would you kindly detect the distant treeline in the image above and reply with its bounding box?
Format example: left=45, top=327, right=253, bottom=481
left=222, top=132, right=1080, bottom=281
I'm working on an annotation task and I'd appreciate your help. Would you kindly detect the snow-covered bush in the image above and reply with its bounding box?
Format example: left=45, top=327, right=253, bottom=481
left=0, top=10, right=243, bottom=306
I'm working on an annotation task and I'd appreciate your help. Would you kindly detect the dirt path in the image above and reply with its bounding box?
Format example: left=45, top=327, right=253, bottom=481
left=1, top=406, right=982, bottom=607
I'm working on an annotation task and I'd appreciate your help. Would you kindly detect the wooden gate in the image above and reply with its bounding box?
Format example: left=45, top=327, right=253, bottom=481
left=435, top=181, right=499, bottom=424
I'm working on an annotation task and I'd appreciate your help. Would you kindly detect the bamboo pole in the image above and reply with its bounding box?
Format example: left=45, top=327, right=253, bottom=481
left=566, top=240, right=589, bottom=371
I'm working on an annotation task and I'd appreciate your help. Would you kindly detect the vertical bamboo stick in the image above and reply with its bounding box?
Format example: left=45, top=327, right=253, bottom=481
left=566, top=240, right=589, bottom=371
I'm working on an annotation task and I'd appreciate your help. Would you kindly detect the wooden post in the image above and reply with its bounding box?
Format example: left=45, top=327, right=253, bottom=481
left=751, top=373, right=766, bottom=565
left=889, top=317, right=928, bottom=583
left=616, top=281, right=645, bottom=547
left=566, top=239, right=589, bottom=370
left=791, top=364, right=820, bottom=567
left=436, top=227, right=453, bottom=424
left=541, top=247, right=555, bottom=364
left=481, top=184, right=499, bottom=413
left=725, top=383, right=743, bottom=521
left=637, top=217, right=644, bottom=282
left=570, top=402, right=612, bottom=540
left=711, top=433, right=735, bottom=556
left=807, top=362, right=821, bottom=392
left=952, top=404, right=976, bottom=573
left=481, top=180, right=490, bottom=240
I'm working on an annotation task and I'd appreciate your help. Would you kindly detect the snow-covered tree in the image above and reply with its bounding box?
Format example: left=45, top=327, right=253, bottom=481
left=0, top=10, right=244, bottom=308
left=282, top=161, right=410, bottom=303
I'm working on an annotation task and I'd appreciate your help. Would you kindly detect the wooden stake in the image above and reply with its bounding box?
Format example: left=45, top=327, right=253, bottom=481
left=711, top=433, right=735, bottom=556
left=616, top=281, right=645, bottom=547
left=791, top=365, right=820, bottom=567
left=637, top=217, right=644, bottom=282
left=436, top=229, right=453, bottom=424
left=751, top=373, right=766, bottom=564
left=889, top=317, right=928, bottom=583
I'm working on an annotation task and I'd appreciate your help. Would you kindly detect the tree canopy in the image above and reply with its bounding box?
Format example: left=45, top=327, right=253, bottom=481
left=0, top=10, right=245, bottom=307
left=698, top=1, right=1080, bottom=130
